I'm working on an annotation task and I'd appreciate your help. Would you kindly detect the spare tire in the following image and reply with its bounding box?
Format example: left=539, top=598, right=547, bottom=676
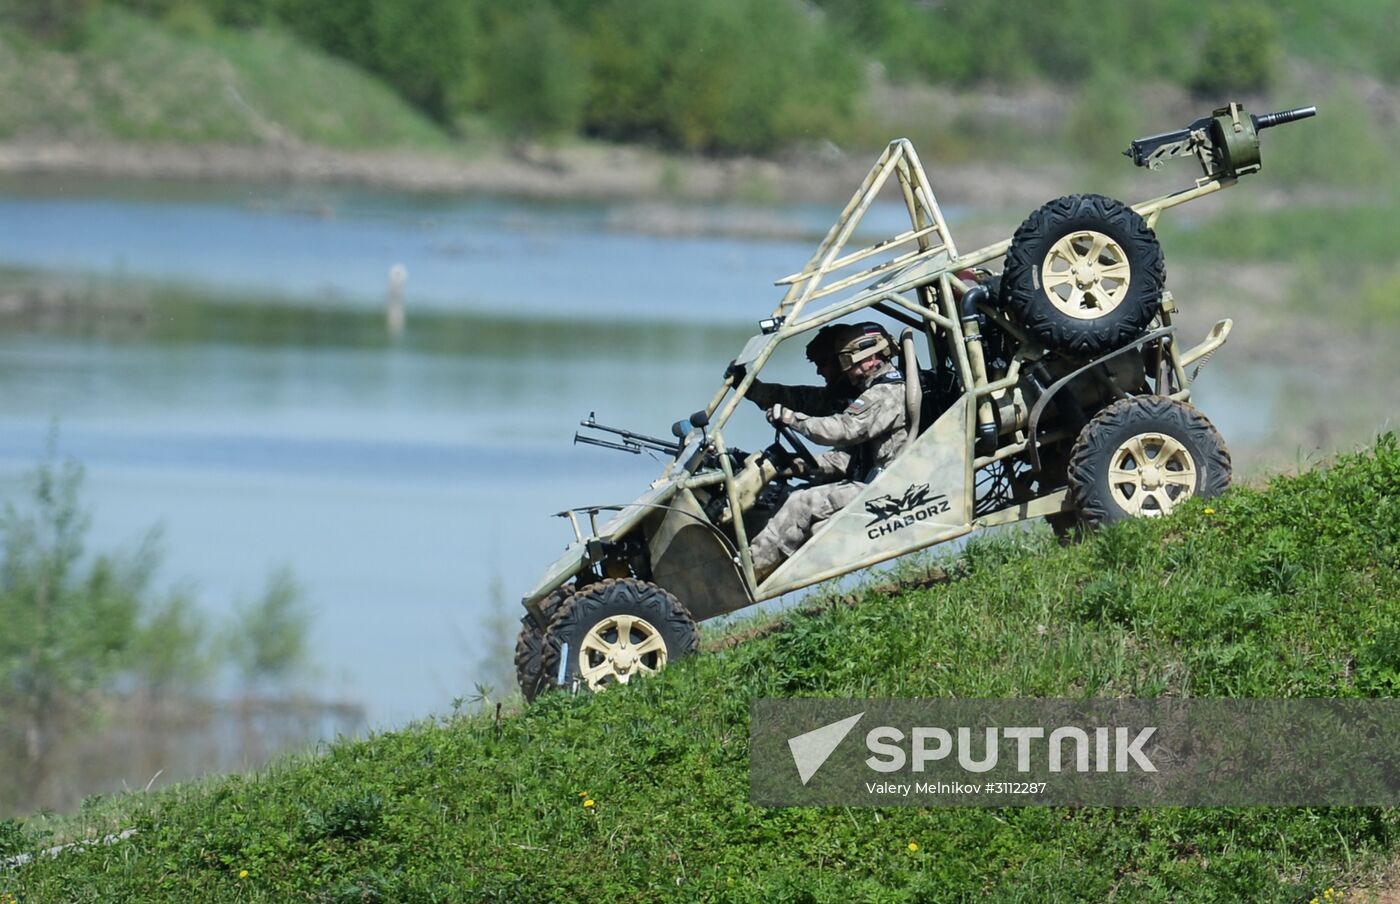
left=1001, top=194, right=1165, bottom=357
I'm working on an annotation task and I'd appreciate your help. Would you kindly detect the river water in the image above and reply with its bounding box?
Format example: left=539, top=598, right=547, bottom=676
left=0, top=177, right=1282, bottom=727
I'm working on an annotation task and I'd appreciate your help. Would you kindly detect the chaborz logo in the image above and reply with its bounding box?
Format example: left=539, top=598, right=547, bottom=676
left=865, top=483, right=950, bottom=538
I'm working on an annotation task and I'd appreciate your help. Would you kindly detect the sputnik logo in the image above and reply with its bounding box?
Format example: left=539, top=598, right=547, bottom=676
left=787, top=712, right=864, bottom=785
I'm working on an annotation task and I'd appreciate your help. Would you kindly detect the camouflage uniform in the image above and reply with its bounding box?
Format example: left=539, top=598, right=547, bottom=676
left=749, top=361, right=907, bottom=577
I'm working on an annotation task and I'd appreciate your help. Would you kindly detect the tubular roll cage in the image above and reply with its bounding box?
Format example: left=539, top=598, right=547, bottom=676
left=648, top=139, right=1235, bottom=594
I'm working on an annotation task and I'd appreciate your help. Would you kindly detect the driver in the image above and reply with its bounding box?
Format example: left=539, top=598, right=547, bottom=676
left=749, top=324, right=907, bottom=582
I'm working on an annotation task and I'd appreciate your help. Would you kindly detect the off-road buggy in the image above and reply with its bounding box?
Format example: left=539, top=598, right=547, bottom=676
left=515, top=103, right=1316, bottom=700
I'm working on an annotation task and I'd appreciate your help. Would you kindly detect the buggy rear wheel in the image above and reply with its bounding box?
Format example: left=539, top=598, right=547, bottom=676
left=538, top=578, right=698, bottom=696
left=1067, top=396, right=1230, bottom=526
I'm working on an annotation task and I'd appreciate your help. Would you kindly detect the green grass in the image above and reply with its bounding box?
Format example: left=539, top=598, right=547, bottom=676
left=1270, top=0, right=1400, bottom=83
left=6, top=436, right=1400, bottom=901
left=1155, top=191, right=1400, bottom=328
left=1158, top=201, right=1400, bottom=265
left=0, top=7, right=449, bottom=148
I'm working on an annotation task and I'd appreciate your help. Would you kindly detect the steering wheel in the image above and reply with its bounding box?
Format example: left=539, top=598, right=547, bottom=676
left=774, top=423, right=821, bottom=475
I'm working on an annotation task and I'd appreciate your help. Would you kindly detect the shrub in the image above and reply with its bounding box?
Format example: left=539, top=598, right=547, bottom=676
left=0, top=0, right=97, bottom=45
left=478, top=2, right=586, bottom=140
left=576, top=0, right=860, bottom=153
left=1193, top=2, right=1279, bottom=96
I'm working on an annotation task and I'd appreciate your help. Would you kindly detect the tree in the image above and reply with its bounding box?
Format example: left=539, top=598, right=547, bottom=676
left=226, top=567, right=311, bottom=692
left=1193, top=2, right=1279, bottom=96
left=478, top=2, right=586, bottom=141
left=0, top=451, right=147, bottom=809
left=578, top=0, right=860, bottom=153
left=275, top=0, right=479, bottom=122
left=0, top=439, right=322, bottom=815
left=0, top=0, right=98, bottom=45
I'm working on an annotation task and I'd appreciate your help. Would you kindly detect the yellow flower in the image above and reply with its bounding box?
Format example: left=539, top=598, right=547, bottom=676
left=238, top=870, right=249, bottom=879
left=907, top=842, right=919, bottom=852
left=583, top=799, right=595, bottom=808
left=578, top=791, right=590, bottom=798
left=1203, top=507, right=1216, bottom=515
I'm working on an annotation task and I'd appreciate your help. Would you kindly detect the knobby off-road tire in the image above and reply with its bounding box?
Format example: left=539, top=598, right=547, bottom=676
left=1001, top=194, right=1165, bottom=357
left=1067, top=396, right=1230, bottom=526
left=515, top=587, right=569, bottom=702
left=538, top=578, right=699, bottom=697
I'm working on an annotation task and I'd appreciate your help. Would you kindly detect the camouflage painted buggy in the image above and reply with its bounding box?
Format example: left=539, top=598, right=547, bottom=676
left=515, top=103, right=1316, bottom=700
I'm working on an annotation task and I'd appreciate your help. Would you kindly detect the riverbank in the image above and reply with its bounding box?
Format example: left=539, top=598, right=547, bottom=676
left=0, top=137, right=1081, bottom=208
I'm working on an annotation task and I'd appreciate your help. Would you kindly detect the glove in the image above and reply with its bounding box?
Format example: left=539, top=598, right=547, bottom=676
left=724, top=360, right=747, bottom=385
left=766, top=403, right=796, bottom=426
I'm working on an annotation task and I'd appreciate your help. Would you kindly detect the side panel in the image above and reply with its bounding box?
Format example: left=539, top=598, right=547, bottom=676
left=647, top=489, right=753, bottom=621
left=759, top=395, right=973, bottom=597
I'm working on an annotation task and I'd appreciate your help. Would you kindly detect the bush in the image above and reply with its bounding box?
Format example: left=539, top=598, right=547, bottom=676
left=0, top=0, right=98, bottom=45
left=478, top=2, right=586, bottom=140
left=204, top=0, right=274, bottom=27
left=275, top=0, right=478, bottom=120
left=576, top=0, right=860, bottom=153
left=1192, top=3, right=1280, bottom=95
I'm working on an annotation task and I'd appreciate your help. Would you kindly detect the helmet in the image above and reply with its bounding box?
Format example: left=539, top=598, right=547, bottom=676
left=834, top=324, right=892, bottom=370
left=854, top=321, right=893, bottom=347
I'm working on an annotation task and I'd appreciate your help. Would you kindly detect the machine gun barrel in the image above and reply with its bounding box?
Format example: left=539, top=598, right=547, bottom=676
left=574, top=433, right=643, bottom=454
left=1253, top=105, right=1316, bottom=130
left=575, top=412, right=683, bottom=457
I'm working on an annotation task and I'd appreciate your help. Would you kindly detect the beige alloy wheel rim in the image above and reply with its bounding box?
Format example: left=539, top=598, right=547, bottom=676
left=1040, top=230, right=1132, bottom=319
left=1108, top=432, right=1198, bottom=516
left=578, top=614, right=668, bottom=690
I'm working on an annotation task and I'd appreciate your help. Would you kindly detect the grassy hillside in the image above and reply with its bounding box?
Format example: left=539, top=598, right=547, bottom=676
left=0, top=6, right=448, bottom=148
left=5, top=436, right=1399, bottom=901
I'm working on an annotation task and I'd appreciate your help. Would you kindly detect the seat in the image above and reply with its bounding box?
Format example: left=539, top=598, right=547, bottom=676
left=898, top=328, right=922, bottom=455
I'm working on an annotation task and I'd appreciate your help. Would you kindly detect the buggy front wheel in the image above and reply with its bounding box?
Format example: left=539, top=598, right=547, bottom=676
left=515, top=587, right=569, bottom=702
left=538, top=578, right=699, bottom=696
